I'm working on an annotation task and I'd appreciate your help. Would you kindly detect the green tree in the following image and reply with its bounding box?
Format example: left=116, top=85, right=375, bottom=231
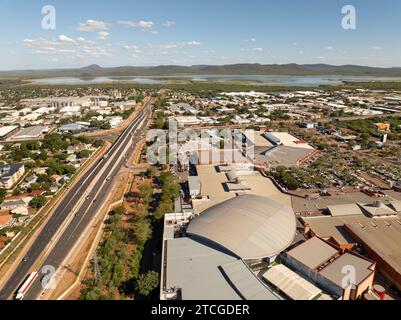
left=135, top=271, right=160, bottom=297
left=155, top=200, right=173, bottom=220
left=12, top=188, right=21, bottom=196
left=0, top=189, right=6, bottom=203
left=42, top=133, right=67, bottom=152
left=133, top=219, right=152, bottom=244
left=93, top=140, right=105, bottom=148
left=77, top=150, right=91, bottom=159
left=138, top=183, right=153, bottom=206
left=145, top=167, right=157, bottom=179
left=30, top=195, right=47, bottom=209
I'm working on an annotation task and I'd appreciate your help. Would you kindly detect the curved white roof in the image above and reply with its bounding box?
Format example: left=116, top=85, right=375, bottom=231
left=187, top=195, right=296, bottom=260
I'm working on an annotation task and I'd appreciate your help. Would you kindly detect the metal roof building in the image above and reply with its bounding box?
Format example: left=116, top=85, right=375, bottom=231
left=319, top=253, right=375, bottom=288
left=10, top=126, right=49, bottom=140
left=162, top=236, right=283, bottom=300
left=164, top=237, right=241, bottom=300
left=0, top=126, right=18, bottom=139
left=327, top=203, right=363, bottom=217
left=220, top=260, right=283, bottom=300
left=301, top=215, right=371, bottom=245
left=286, top=237, right=339, bottom=269
left=358, top=201, right=398, bottom=218
left=255, top=145, right=315, bottom=168
left=283, top=237, right=376, bottom=300
left=345, top=219, right=401, bottom=291
left=263, top=264, right=322, bottom=300
left=187, top=195, right=297, bottom=260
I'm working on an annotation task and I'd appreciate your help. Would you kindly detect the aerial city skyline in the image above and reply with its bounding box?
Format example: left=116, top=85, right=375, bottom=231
left=1, top=0, right=401, bottom=70
left=0, top=0, right=400, bottom=312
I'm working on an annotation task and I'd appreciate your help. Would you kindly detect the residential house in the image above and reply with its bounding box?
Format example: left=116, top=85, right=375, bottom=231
left=0, top=164, right=25, bottom=189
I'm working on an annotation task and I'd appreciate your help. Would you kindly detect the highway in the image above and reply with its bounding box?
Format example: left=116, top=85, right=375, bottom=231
left=0, top=102, right=153, bottom=300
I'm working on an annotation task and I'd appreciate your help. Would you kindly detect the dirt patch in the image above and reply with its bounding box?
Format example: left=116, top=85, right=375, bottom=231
left=110, top=172, right=132, bottom=204
left=359, top=172, right=391, bottom=189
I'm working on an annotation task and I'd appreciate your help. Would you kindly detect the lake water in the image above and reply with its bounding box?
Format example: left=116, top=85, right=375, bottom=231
left=31, top=75, right=401, bottom=86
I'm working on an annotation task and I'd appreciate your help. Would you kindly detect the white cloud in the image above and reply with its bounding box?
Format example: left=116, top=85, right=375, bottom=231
left=78, top=19, right=111, bottom=32
left=186, top=41, right=201, bottom=47
left=245, top=38, right=256, bottom=42
left=76, top=37, right=95, bottom=45
left=24, top=38, right=59, bottom=49
left=118, top=20, right=154, bottom=29
left=163, top=20, right=176, bottom=28
left=122, top=44, right=138, bottom=49
left=23, top=35, right=113, bottom=59
left=151, top=41, right=201, bottom=49
left=97, top=31, right=110, bottom=40
left=58, top=35, right=75, bottom=43
left=324, top=46, right=334, bottom=50
left=369, top=46, right=384, bottom=50
left=122, top=44, right=141, bottom=54
left=253, top=47, right=264, bottom=52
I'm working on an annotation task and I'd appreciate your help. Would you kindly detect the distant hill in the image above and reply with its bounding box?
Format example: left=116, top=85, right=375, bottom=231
left=80, top=64, right=104, bottom=72
left=1, top=63, right=401, bottom=79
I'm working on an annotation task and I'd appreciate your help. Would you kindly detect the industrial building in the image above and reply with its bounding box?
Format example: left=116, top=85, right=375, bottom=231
left=345, top=219, right=401, bottom=291
left=187, top=195, right=297, bottom=262
left=301, top=215, right=372, bottom=247
left=243, top=131, right=318, bottom=168
left=358, top=201, right=398, bottom=218
left=160, top=195, right=297, bottom=300
left=0, top=126, right=19, bottom=140
left=327, top=203, right=364, bottom=217
left=9, top=126, right=50, bottom=141
left=174, top=116, right=202, bottom=127
left=262, top=264, right=322, bottom=300
left=282, top=237, right=376, bottom=300
left=58, top=123, right=88, bottom=134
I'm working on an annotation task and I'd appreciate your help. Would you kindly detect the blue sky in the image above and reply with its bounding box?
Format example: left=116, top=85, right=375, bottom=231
left=0, top=0, right=400, bottom=70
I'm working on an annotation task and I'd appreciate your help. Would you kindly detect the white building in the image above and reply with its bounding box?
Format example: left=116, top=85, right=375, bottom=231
left=108, top=116, right=123, bottom=128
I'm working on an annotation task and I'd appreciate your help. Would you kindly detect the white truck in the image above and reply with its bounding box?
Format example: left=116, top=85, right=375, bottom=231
left=15, top=272, right=38, bottom=300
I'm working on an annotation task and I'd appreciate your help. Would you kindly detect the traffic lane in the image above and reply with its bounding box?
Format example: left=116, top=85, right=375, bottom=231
left=0, top=110, right=146, bottom=298
left=29, top=119, right=148, bottom=299
left=3, top=109, right=149, bottom=299
left=25, top=113, right=150, bottom=299
left=0, top=157, right=107, bottom=299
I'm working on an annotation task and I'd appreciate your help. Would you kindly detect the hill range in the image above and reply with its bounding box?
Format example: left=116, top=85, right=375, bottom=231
left=1, top=63, right=401, bottom=79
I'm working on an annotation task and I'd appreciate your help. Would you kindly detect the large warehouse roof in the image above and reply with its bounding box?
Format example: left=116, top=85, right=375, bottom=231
left=186, top=195, right=296, bottom=260
left=0, top=125, right=18, bottom=138
left=220, top=260, right=282, bottom=300
left=345, top=219, right=401, bottom=276
left=319, top=253, right=375, bottom=287
left=287, top=237, right=339, bottom=269
left=263, top=264, right=322, bottom=300
left=165, top=237, right=241, bottom=300
left=358, top=201, right=398, bottom=218
left=10, top=126, right=49, bottom=140
left=327, top=203, right=363, bottom=217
